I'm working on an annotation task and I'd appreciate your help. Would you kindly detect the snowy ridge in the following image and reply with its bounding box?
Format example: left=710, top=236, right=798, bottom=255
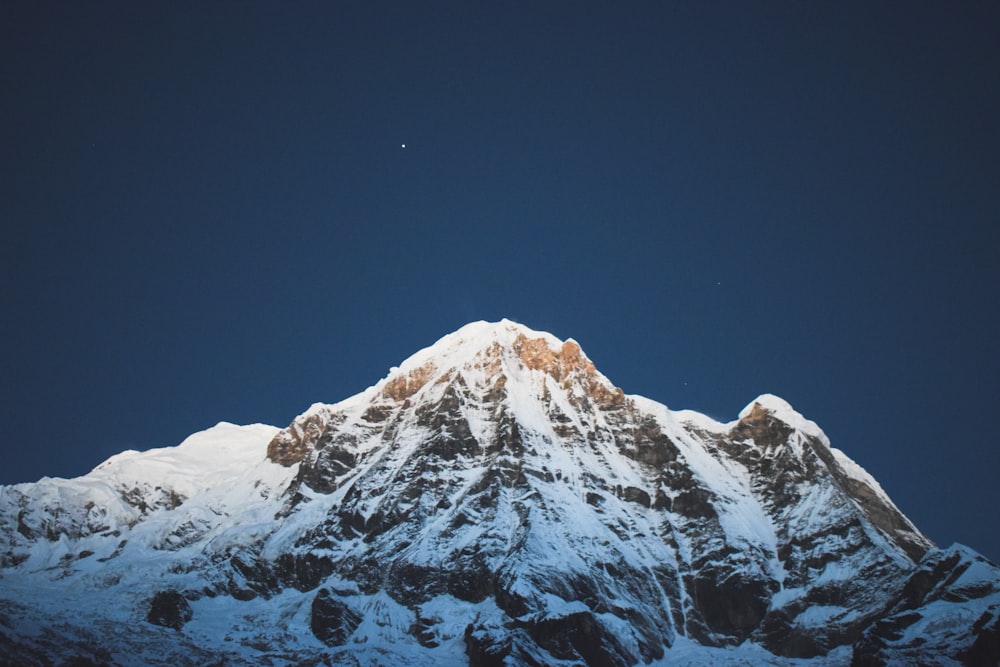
left=1, top=320, right=996, bottom=666
left=393, top=319, right=562, bottom=371
left=737, top=394, right=828, bottom=443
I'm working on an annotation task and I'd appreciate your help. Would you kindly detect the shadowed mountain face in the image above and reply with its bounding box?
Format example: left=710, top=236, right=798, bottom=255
left=1, top=321, right=997, bottom=666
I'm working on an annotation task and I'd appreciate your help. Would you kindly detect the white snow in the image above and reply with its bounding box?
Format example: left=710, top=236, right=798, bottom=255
left=739, top=394, right=830, bottom=444
left=0, top=320, right=975, bottom=666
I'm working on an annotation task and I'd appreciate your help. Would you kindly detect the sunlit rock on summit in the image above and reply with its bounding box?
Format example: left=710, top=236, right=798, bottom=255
left=1, top=320, right=997, bottom=665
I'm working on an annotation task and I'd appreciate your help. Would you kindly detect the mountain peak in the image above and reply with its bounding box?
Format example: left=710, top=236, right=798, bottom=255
left=373, top=319, right=620, bottom=407
left=738, top=393, right=828, bottom=443
left=4, top=320, right=994, bottom=666
left=265, top=320, right=626, bottom=468
left=393, top=319, right=564, bottom=371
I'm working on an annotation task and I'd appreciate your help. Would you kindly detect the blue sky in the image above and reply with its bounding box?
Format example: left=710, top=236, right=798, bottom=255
left=2, top=2, right=998, bottom=560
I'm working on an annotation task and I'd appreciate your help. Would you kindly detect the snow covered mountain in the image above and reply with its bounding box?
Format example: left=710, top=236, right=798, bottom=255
left=2, top=320, right=998, bottom=666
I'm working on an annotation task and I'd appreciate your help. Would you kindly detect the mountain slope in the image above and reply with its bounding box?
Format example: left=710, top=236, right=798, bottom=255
left=1, top=320, right=996, bottom=666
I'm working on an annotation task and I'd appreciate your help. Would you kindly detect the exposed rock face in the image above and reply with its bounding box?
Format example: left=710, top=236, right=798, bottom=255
left=310, top=589, right=362, bottom=646
left=850, top=545, right=1000, bottom=665
left=251, top=321, right=943, bottom=664
left=963, top=614, right=1000, bottom=666
left=266, top=411, right=327, bottom=467
left=0, top=320, right=996, bottom=666
left=146, top=590, right=193, bottom=630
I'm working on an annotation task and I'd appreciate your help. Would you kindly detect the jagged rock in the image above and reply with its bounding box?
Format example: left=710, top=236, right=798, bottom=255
left=849, top=546, right=1000, bottom=665
left=524, top=609, right=636, bottom=667
left=464, top=624, right=513, bottom=667
left=146, top=590, right=192, bottom=630
left=687, top=567, right=773, bottom=641
left=621, top=485, right=651, bottom=507
left=274, top=552, right=335, bottom=592
left=310, top=589, right=361, bottom=646
left=409, top=613, right=443, bottom=648
left=962, top=610, right=1000, bottom=666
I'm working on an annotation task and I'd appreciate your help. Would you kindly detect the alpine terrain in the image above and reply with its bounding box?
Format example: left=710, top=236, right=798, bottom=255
left=1, top=320, right=998, bottom=666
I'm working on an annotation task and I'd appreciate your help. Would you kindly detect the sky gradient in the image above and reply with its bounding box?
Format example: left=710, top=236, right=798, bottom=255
left=3, top=2, right=998, bottom=561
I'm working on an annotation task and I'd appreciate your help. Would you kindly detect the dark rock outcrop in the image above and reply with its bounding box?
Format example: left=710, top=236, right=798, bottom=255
left=310, top=588, right=361, bottom=646
left=146, top=590, right=192, bottom=630
left=850, top=546, right=1000, bottom=665
left=524, top=609, right=636, bottom=667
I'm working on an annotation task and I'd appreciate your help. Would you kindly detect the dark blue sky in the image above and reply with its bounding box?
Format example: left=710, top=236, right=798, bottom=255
left=3, top=2, right=998, bottom=560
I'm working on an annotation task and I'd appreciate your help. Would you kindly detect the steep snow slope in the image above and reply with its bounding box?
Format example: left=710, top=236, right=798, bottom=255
left=1, top=320, right=996, bottom=666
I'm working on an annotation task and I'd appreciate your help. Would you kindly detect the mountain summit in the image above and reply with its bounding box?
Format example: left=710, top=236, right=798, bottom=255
left=2, top=321, right=998, bottom=666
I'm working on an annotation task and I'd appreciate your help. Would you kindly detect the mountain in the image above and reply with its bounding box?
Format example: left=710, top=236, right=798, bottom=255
left=1, top=320, right=998, bottom=666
